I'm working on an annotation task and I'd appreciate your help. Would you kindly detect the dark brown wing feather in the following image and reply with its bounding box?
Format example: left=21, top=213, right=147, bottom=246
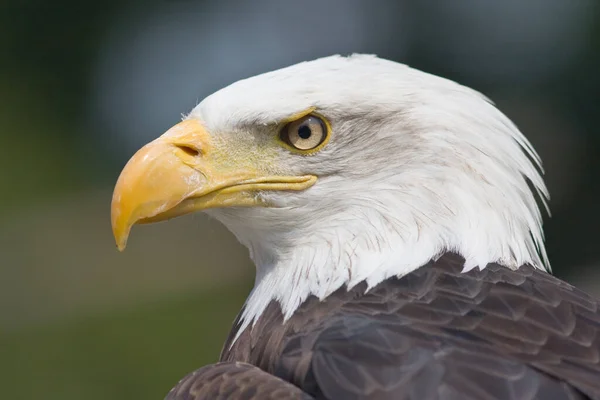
left=164, top=361, right=313, bottom=400
left=220, top=254, right=600, bottom=400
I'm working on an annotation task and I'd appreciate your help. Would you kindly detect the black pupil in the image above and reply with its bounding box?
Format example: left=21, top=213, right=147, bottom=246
left=298, top=124, right=312, bottom=139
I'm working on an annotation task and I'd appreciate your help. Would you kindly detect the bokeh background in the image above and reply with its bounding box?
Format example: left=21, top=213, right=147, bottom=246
left=2, top=1, right=600, bottom=398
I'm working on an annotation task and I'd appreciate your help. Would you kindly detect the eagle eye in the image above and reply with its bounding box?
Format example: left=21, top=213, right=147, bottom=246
left=280, top=115, right=328, bottom=152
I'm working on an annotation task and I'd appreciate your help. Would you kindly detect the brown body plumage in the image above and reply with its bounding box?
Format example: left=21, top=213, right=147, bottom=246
left=166, top=254, right=600, bottom=400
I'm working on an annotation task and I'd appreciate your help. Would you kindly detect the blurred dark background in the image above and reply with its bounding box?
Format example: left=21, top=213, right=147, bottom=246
left=1, top=1, right=599, bottom=398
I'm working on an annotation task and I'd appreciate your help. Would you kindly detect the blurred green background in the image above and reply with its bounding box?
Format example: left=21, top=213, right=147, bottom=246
left=2, top=1, right=600, bottom=399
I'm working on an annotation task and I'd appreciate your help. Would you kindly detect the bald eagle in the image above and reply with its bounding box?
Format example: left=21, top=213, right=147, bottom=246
left=111, top=55, right=600, bottom=400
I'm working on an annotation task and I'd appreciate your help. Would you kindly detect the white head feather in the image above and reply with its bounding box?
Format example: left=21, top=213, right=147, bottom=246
left=187, top=54, right=549, bottom=334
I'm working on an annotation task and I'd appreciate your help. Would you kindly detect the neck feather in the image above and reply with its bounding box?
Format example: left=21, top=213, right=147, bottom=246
left=216, top=165, right=548, bottom=339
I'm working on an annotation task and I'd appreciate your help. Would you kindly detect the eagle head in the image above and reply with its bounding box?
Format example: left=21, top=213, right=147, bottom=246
left=111, top=54, right=549, bottom=324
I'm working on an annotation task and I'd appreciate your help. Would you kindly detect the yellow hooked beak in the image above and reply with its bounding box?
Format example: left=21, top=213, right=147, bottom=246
left=111, top=119, right=316, bottom=251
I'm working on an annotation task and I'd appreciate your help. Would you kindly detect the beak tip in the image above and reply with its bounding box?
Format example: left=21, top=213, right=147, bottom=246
left=112, top=214, right=130, bottom=252
left=113, top=224, right=130, bottom=252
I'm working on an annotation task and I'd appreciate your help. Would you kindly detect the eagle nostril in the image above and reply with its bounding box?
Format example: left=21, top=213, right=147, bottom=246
left=175, top=144, right=200, bottom=157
